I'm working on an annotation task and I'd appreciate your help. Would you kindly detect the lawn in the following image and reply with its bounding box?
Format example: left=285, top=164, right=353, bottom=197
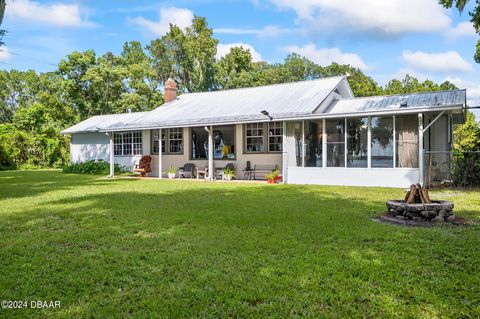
left=0, top=170, right=479, bottom=318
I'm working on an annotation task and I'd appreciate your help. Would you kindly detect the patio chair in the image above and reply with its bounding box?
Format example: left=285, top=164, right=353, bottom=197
left=178, top=163, right=196, bottom=178
left=133, top=155, right=152, bottom=177
left=243, top=161, right=253, bottom=180
left=196, top=166, right=208, bottom=179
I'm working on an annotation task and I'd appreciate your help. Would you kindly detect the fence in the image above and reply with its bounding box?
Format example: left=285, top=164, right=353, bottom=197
left=424, top=150, right=480, bottom=187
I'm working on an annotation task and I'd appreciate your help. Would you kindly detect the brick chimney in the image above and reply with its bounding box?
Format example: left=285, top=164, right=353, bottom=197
left=165, top=78, right=177, bottom=103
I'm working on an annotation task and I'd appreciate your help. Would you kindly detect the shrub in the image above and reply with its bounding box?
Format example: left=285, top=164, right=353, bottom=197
left=452, top=112, right=480, bottom=187
left=63, top=160, right=126, bottom=175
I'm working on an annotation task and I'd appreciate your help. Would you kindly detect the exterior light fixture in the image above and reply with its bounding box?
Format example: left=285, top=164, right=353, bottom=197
left=261, top=110, right=273, bottom=121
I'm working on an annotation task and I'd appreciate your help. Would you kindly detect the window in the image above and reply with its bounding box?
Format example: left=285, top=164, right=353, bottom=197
left=396, top=114, right=418, bottom=168
left=244, top=122, right=283, bottom=153
left=114, top=131, right=142, bottom=156
left=169, top=128, right=183, bottom=154
left=191, top=125, right=235, bottom=159
left=305, top=120, right=322, bottom=167
left=347, top=117, right=368, bottom=167
left=268, top=122, right=283, bottom=152
left=326, top=119, right=345, bottom=167
left=245, top=123, right=264, bottom=152
left=150, top=129, right=181, bottom=155
left=371, top=116, right=393, bottom=167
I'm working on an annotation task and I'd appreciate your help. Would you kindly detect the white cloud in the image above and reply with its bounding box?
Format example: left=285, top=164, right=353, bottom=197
left=7, top=0, right=94, bottom=28
left=446, top=77, right=480, bottom=106
left=402, top=50, right=473, bottom=73
left=130, top=7, right=193, bottom=37
left=445, top=22, right=476, bottom=39
left=283, top=43, right=368, bottom=70
left=216, top=43, right=263, bottom=62
left=214, top=25, right=295, bottom=37
left=0, top=47, right=11, bottom=61
left=266, top=0, right=451, bottom=36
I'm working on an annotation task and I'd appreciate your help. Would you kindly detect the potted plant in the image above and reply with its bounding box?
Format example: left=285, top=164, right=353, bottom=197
left=265, top=169, right=281, bottom=184
left=167, top=166, right=176, bottom=179
left=223, top=167, right=235, bottom=181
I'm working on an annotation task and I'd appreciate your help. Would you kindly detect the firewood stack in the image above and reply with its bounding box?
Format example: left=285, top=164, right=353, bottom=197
left=404, top=184, right=431, bottom=204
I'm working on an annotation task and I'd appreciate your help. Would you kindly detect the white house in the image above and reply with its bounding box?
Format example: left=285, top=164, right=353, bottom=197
left=62, top=76, right=466, bottom=188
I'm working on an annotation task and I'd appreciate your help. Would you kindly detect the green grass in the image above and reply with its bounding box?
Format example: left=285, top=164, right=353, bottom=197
left=0, top=170, right=479, bottom=318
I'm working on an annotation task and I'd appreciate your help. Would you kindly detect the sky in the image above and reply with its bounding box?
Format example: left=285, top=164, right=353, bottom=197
left=0, top=0, right=479, bottom=106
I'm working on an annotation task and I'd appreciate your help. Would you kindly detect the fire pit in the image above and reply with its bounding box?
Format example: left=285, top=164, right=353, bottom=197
left=384, top=184, right=455, bottom=224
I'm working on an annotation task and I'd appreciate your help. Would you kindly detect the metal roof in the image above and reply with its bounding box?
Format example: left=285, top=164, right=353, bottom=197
left=62, top=78, right=466, bottom=134
left=61, top=112, right=148, bottom=134
left=101, top=76, right=345, bottom=131
left=327, top=89, right=466, bottom=116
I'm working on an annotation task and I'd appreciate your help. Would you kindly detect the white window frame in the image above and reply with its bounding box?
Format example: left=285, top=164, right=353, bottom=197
left=245, top=123, right=265, bottom=153
left=268, top=122, right=283, bottom=152
left=114, top=131, right=142, bottom=156
left=168, top=128, right=183, bottom=154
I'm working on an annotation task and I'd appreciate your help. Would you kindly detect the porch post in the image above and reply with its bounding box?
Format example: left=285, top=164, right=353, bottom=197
left=322, top=119, right=326, bottom=168
left=158, top=128, right=163, bottom=179
left=109, top=132, right=114, bottom=178
left=282, top=121, right=287, bottom=183
left=367, top=116, right=372, bottom=168
left=207, top=126, right=214, bottom=180
left=418, top=113, right=424, bottom=185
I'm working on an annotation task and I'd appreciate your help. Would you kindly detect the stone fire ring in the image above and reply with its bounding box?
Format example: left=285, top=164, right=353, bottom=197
left=386, top=200, right=454, bottom=222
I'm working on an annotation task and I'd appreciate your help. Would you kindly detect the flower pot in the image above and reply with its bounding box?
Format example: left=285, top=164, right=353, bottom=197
left=224, top=175, right=232, bottom=181
left=168, top=173, right=176, bottom=179
left=267, top=179, right=275, bottom=184
left=275, top=175, right=283, bottom=183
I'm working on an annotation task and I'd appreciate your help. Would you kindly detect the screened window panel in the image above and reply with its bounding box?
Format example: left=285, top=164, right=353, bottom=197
left=347, top=117, right=368, bottom=168
left=396, top=114, right=418, bottom=168
left=285, top=121, right=303, bottom=167
left=191, top=127, right=209, bottom=159
left=213, top=125, right=235, bottom=159
left=305, top=120, right=323, bottom=167
left=326, top=119, right=345, bottom=167
left=371, top=116, right=393, bottom=167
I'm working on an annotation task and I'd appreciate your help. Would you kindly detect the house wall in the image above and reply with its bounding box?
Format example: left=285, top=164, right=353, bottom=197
left=287, top=167, right=419, bottom=188
left=70, top=130, right=149, bottom=172
left=149, top=125, right=282, bottom=178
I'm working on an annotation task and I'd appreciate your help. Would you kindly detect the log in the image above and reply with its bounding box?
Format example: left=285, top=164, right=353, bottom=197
left=406, top=184, right=416, bottom=204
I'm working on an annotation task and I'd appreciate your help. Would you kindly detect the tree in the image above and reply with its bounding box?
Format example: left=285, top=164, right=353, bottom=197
left=214, top=46, right=254, bottom=89
left=440, top=0, right=480, bottom=62
left=384, top=74, right=458, bottom=95
left=452, top=111, right=480, bottom=186
left=148, top=16, right=218, bottom=93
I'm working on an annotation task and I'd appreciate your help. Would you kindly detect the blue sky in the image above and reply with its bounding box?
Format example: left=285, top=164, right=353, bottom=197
left=1, top=0, right=479, bottom=105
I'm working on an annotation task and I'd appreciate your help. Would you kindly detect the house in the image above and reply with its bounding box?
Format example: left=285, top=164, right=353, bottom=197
left=62, top=76, right=466, bottom=188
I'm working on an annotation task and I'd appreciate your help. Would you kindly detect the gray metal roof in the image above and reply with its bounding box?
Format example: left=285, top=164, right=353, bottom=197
left=61, top=112, right=148, bottom=134
left=327, top=89, right=466, bottom=115
left=102, top=76, right=346, bottom=131
left=62, top=78, right=466, bottom=134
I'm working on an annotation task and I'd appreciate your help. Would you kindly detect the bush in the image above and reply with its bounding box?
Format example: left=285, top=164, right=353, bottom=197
left=63, top=160, right=126, bottom=175
left=452, top=112, right=480, bottom=187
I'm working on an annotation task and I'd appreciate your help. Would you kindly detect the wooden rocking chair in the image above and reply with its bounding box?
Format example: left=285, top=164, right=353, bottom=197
left=134, top=155, right=152, bottom=177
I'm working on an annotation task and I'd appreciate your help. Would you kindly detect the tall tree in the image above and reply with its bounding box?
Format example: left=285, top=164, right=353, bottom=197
left=440, top=0, right=480, bottom=62
left=148, top=16, right=218, bottom=93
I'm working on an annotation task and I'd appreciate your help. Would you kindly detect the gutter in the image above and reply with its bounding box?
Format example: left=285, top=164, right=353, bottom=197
left=91, top=104, right=464, bottom=133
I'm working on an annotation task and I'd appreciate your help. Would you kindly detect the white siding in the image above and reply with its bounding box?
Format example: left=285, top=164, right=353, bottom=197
left=287, top=167, right=419, bottom=188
